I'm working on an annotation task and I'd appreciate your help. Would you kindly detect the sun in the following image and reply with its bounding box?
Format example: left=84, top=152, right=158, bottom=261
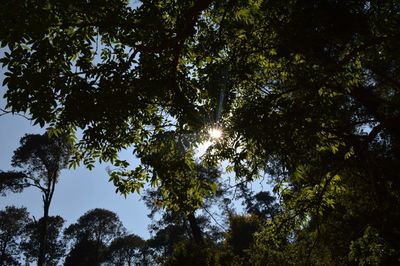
left=208, top=127, right=223, bottom=140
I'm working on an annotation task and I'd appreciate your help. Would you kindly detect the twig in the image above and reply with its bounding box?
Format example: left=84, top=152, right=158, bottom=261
left=0, top=108, right=31, bottom=120
left=203, top=206, right=227, bottom=231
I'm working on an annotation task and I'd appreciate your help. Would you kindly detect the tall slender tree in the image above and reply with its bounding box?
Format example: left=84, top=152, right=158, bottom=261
left=0, top=133, right=71, bottom=266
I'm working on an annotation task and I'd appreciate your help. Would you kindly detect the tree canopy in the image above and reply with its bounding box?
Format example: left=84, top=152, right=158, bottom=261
left=107, top=234, right=147, bottom=266
left=64, top=208, right=125, bottom=245
left=64, top=208, right=126, bottom=265
left=1, top=0, right=400, bottom=264
left=0, top=206, right=31, bottom=266
left=21, top=216, right=66, bottom=266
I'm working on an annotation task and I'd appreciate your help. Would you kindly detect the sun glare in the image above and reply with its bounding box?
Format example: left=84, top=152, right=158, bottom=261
left=208, top=127, right=223, bottom=140
left=195, top=127, right=223, bottom=159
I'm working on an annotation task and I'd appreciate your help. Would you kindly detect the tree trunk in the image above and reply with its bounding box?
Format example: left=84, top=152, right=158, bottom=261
left=37, top=198, right=50, bottom=266
left=38, top=174, right=56, bottom=266
left=187, top=213, right=203, bottom=245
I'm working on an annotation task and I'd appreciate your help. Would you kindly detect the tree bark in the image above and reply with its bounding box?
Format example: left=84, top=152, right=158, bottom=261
left=187, top=213, right=203, bottom=245
left=37, top=197, right=50, bottom=266
left=37, top=172, right=56, bottom=266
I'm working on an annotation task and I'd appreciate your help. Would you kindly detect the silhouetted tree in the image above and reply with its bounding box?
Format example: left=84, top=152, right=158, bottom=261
left=0, top=206, right=31, bottom=266
left=0, top=133, right=71, bottom=265
left=21, top=216, right=66, bottom=266
left=145, top=205, right=223, bottom=265
left=245, top=191, right=280, bottom=221
left=106, top=234, right=147, bottom=266
left=64, top=238, right=107, bottom=266
left=64, top=208, right=125, bottom=265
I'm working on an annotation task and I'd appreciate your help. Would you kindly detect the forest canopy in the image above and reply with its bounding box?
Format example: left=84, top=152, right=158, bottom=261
left=1, top=0, right=400, bottom=265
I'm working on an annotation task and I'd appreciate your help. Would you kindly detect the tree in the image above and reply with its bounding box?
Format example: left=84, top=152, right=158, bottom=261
left=222, top=214, right=261, bottom=265
left=64, top=238, right=107, bottom=266
left=0, top=133, right=71, bottom=266
left=217, top=1, right=400, bottom=264
left=146, top=210, right=195, bottom=263
left=106, top=234, right=147, bottom=266
left=244, top=191, right=281, bottom=221
left=144, top=189, right=224, bottom=265
left=216, top=191, right=281, bottom=265
left=1, top=0, right=400, bottom=264
left=0, top=206, right=31, bottom=266
left=20, top=216, right=66, bottom=266
left=64, top=208, right=125, bottom=265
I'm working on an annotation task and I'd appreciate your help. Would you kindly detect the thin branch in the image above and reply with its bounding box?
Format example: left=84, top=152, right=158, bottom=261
left=203, top=206, right=227, bottom=231
left=27, top=182, right=47, bottom=194
left=0, top=108, right=31, bottom=120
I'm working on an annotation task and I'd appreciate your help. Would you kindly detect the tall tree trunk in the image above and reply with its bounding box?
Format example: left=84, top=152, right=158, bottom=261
left=38, top=174, right=56, bottom=266
left=187, top=213, right=203, bottom=245
left=37, top=197, right=50, bottom=266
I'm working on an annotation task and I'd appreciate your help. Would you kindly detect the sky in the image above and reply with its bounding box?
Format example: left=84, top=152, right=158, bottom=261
left=0, top=53, right=152, bottom=239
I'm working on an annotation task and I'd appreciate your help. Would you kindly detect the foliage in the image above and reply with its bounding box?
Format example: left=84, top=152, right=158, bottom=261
left=1, top=0, right=400, bottom=264
left=0, top=0, right=221, bottom=213
left=226, top=214, right=260, bottom=258
left=146, top=209, right=205, bottom=264
left=110, top=132, right=220, bottom=213
left=163, top=239, right=220, bottom=266
left=106, top=234, right=148, bottom=266
left=349, top=226, right=396, bottom=266
left=244, top=191, right=281, bottom=221
left=64, top=238, right=107, bottom=266
left=64, top=208, right=125, bottom=245
left=64, top=208, right=125, bottom=264
left=0, top=171, right=27, bottom=196
left=143, top=183, right=226, bottom=265
left=20, top=216, right=66, bottom=266
left=0, top=206, right=31, bottom=266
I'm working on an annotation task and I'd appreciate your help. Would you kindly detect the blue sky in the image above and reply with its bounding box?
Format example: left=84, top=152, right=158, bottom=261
left=0, top=55, right=152, bottom=239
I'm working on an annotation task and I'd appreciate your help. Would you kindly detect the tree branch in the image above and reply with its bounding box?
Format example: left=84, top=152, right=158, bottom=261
left=0, top=108, right=31, bottom=120
left=203, top=206, right=227, bottom=231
